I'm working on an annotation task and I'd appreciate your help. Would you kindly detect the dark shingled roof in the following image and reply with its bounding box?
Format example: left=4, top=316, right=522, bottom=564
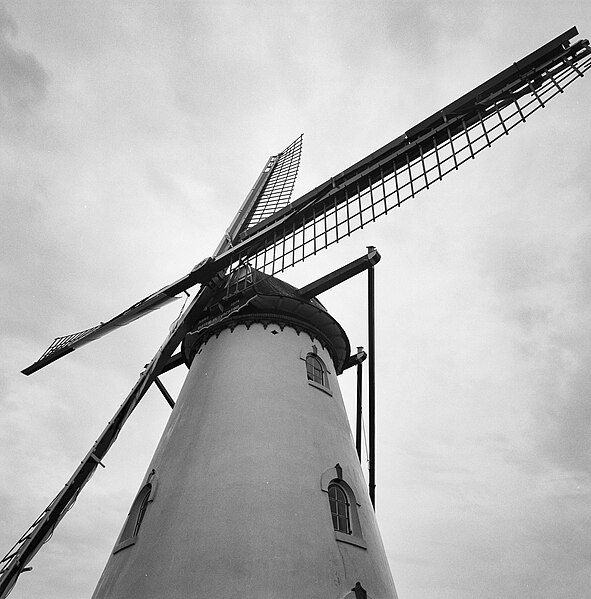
left=184, top=269, right=351, bottom=373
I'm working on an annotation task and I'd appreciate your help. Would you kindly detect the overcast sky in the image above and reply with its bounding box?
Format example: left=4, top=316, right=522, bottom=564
left=1, top=2, right=591, bottom=598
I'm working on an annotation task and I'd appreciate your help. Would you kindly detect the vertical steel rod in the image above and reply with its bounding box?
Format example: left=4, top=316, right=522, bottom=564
left=356, top=356, right=363, bottom=462
left=367, top=247, right=376, bottom=510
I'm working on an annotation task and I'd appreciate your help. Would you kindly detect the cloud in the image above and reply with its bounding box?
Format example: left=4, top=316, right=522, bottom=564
left=479, top=195, right=591, bottom=475
left=0, top=6, right=48, bottom=123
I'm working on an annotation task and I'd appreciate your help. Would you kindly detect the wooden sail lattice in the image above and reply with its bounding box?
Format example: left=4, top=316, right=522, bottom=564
left=22, top=289, right=179, bottom=375
left=241, top=134, right=303, bottom=231
left=35, top=325, right=101, bottom=362
left=224, top=35, right=591, bottom=292
left=22, top=136, right=304, bottom=376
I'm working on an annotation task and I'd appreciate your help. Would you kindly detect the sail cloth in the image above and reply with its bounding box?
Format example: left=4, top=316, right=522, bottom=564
left=22, top=287, right=179, bottom=375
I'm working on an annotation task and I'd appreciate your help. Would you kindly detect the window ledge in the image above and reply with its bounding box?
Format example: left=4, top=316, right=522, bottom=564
left=335, top=531, right=367, bottom=549
left=112, top=537, right=136, bottom=554
left=308, top=380, right=332, bottom=396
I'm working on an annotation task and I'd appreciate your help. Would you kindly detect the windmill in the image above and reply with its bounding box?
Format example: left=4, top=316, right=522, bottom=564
left=1, top=25, right=590, bottom=598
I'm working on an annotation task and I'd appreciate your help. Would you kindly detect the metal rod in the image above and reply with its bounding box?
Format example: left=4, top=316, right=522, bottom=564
left=367, top=247, right=376, bottom=510
left=154, top=377, right=175, bottom=409
left=299, top=248, right=380, bottom=300
left=356, top=351, right=363, bottom=462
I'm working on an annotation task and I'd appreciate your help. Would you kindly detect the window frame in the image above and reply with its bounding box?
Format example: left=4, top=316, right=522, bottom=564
left=328, top=482, right=351, bottom=534
left=321, top=465, right=366, bottom=549
left=306, top=353, right=326, bottom=386
left=302, top=349, right=332, bottom=396
left=112, top=474, right=157, bottom=554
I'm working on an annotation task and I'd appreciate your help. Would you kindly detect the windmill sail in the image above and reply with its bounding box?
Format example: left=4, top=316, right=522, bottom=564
left=214, top=134, right=303, bottom=255
left=219, top=27, right=590, bottom=289
left=24, top=136, right=304, bottom=376
left=22, top=286, right=180, bottom=375
left=240, top=134, right=303, bottom=232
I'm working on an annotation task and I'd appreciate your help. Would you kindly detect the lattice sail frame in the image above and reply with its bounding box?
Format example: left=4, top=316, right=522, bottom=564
left=241, top=134, right=303, bottom=232
left=22, top=288, right=179, bottom=374
left=24, top=136, right=304, bottom=374
left=223, top=33, right=591, bottom=295
left=37, top=325, right=101, bottom=362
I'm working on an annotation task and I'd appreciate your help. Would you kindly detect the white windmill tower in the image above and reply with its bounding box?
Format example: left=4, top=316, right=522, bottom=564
left=1, top=26, right=589, bottom=599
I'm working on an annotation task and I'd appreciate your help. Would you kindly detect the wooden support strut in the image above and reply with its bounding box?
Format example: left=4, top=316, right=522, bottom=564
left=154, top=377, right=175, bottom=409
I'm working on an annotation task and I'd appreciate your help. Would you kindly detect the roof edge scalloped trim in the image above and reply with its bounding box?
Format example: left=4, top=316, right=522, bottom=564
left=183, top=312, right=339, bottom=370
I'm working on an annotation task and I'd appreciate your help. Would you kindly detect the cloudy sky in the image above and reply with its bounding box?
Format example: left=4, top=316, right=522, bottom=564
left=1, top=2, right=591, bottom=598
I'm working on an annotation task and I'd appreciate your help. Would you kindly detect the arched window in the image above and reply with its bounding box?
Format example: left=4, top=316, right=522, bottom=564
left=321, top=465, right=366, bottom=549
left=328, top=482, right=350, bottom=534
left=131, top=485, right=151, bottom=537
left=113, top=482, right=153, bottom=553
left=306, top=353, right=327, bottom=388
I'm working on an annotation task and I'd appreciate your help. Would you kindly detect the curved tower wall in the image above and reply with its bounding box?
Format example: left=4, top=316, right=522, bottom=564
left=92, top=316, right=397, bottom=599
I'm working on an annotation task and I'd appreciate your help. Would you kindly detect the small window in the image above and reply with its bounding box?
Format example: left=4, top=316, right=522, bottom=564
left=306, top=353, right=328, bottom=388
left=132, top=486, right=150, bottom=537
left=321, top=466, right=366, bottom=549
left=113, top=483, right=152, bottom=553
left=328, top=483, right=350, bottom=534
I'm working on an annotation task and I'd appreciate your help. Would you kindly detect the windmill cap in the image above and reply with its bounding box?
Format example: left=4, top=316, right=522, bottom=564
left=183, top=270, right=351, bottom=373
